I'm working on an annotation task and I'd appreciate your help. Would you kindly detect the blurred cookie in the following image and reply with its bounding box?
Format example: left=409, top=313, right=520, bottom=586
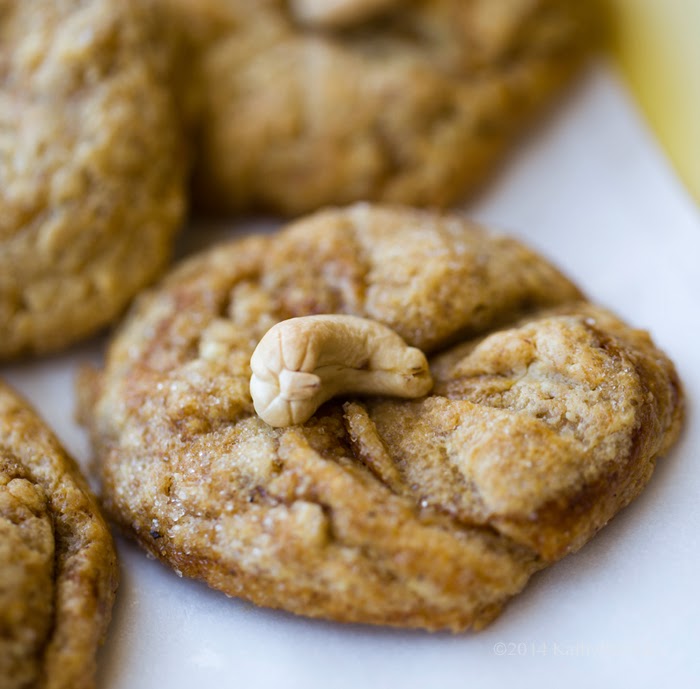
left=80, top=205, right=682, bottom=631
left=167, top=0, right=596, bottom=214
left=0, top=0, right=186, bottom=359
left=0, top=381, right=118, bottom=689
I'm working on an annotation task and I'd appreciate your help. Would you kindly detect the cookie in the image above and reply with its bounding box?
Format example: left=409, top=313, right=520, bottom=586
left=166, top=0, right=596, bottom=214
left=79, top=205, right=683, bottom=631
left=0, top=0, right=186, bottom=359
left=0, top=381, right=118, bottom=689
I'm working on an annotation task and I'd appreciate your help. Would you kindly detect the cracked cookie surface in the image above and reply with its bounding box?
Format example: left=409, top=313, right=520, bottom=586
left=80, top=205, right=683, bottom=631
left=0, top=381, right=118, bottom=689
left=166, top=0, right=596, bottom=215
left=0, top=0, right=186, bottom=359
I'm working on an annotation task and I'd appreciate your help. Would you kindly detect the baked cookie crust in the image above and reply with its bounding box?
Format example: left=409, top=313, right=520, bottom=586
left=0, top=381, right=118, bottom=689
left=79, top=205, right=683, bottom=631
left=166, top=0, right=596, bottom=215
left=0, top=0, right=186, bottom=359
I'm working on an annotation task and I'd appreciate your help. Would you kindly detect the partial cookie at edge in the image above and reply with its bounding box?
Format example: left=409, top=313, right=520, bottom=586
left=166, top=0, right=597, bottom=214
left=0, top=381, right=118, bottom=689
left=0, top=0, right=186, bottom=359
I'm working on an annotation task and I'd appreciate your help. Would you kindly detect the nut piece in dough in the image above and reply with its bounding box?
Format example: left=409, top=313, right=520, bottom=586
left=290, top=0, right=399, bottom=27
left=79, top=205, right=683, bottom=632
left=166, top=0, right=597, bottom=214
left=0, top=381, right=118, bottom=689
left=0, top=0, right=186, bottom=359
left=251, top=315, right=433, bottom=427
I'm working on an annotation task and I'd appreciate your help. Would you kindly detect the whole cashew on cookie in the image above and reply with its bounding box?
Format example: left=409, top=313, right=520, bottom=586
left=290, top=0, right=399, bottom=27
left=250, top=315, right=433, bottom=427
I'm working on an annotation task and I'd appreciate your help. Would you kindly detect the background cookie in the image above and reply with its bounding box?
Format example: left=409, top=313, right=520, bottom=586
left=166, top=0, right=596, bottom=215
left=0, top=381, right=118, bottom=689
left=79, top=205, right=682, bottom=631
left=0, top=0, right=186, bottom=359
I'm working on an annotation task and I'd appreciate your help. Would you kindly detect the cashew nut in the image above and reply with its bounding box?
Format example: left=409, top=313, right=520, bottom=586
left=250, top=315, right=433, bottom=427
left=289, top=0, right=398, bottom=28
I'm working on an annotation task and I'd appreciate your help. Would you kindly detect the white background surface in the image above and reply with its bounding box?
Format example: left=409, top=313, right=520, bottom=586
left=2, top=64, right=699, bottom=688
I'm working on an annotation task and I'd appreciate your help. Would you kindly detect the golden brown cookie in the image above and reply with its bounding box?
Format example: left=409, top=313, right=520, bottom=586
left=0, top=381, right=118, bottom=689
left=166, top=0, right=596, bottom=215
left=0, top=0, right=187, bottom=360
left=79, top=205, right=683, bottom=631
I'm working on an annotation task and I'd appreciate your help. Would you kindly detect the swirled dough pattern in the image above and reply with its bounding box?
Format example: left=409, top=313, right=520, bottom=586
left=0, top=381, right=118, bottom=689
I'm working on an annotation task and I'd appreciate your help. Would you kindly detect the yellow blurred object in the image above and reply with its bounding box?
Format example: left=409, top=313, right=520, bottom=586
left=607, top=0, right=700, bottom=203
